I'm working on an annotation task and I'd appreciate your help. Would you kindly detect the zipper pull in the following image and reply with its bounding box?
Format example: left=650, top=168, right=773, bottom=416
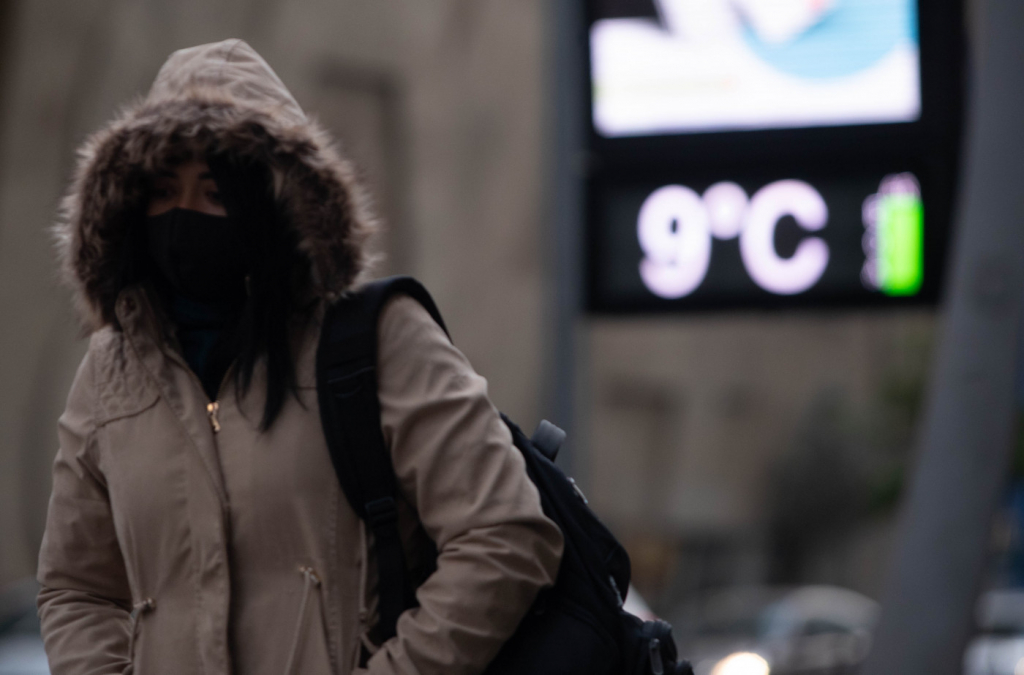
left=299, top=566, right=322, bottom=586
left=649, top=638, right=664, bottom=675
left=206, top=402, right=221, bottom=433
left=609, top=575, right=624, bottom=607
left=568, top=477, right=589, bottom=505
left=130, top=597, right=156, bottom=621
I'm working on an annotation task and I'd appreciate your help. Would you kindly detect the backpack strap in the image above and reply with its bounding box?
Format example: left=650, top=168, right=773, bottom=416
left=315, top=276, right=449, bottom=643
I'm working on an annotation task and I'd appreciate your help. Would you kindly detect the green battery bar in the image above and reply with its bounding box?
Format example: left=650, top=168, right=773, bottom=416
left=876, top=192, right=924, bottom=296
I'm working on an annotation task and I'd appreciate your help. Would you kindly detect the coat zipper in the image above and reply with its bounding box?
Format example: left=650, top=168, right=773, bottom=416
left=124, top=288, right=231, bottom=436
left=203, top=368, right=233, bottom=434
left=157, top=334, right=229, bottom=435
left=161, top=345, right=226, bottom=435
left=206, top=401, right=221, bottom=433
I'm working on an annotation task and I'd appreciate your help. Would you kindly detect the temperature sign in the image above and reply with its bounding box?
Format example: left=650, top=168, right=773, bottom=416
left=639, top=179, right=831, bottom=297
left=589, top=171, right=927, bottom=311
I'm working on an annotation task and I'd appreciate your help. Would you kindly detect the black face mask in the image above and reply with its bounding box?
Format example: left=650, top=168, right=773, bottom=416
left=145, top=208, right=248, bottom=305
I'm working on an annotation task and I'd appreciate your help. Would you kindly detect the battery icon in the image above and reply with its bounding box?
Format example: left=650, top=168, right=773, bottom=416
left=862, top=173, right=923, bottom=296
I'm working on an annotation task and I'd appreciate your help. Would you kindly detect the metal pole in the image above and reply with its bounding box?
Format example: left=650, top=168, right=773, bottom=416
left=545, top=0, right=586, bottom=477
left=862, top=1, right=1024, bottom=672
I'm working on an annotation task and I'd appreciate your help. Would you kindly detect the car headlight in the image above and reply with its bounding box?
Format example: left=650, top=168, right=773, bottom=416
left=710, top=652, right=770, bottom=675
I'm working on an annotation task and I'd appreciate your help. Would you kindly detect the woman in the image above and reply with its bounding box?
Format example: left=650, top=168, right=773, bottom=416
left=38, top=39, right=562, bottom=675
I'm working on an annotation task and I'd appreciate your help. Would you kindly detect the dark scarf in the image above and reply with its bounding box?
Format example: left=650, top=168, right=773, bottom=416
left=164, top=292, right=241, bottom=401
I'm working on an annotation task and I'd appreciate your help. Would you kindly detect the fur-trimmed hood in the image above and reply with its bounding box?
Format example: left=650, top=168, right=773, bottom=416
left=55, top=39, right=376, bottom=331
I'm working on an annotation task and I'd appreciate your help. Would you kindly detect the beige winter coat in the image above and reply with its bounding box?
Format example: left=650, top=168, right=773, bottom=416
left=37, top=40, right=563, bottom=675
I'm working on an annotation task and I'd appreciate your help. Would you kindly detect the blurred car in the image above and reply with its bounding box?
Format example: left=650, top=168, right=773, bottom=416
left=669, top=585, right=879, bottom=675
left=964, top=589, right=1024, bottom=675
left=0, top=579, right=48, bottom=675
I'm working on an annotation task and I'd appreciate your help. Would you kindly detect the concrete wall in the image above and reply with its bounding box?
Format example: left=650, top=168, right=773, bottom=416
left=583, top=310, right=935, bottom=601
left=585, top=310, right=935, bottom=532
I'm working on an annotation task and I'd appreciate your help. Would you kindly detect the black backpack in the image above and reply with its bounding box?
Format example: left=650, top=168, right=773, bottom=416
left=316, top=276, right=693, bottom=675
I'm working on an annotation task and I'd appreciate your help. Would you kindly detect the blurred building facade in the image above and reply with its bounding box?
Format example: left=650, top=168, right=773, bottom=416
left=0, top=0, right=959, bottom=619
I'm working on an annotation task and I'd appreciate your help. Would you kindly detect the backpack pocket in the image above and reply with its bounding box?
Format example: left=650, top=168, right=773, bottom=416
left=484, top=596, right=621, bottom=675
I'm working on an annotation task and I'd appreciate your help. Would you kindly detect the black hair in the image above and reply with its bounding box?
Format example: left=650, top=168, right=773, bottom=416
left=229, top=185, right=311, bottom=431
left=133, top=156, right=312, bottom=432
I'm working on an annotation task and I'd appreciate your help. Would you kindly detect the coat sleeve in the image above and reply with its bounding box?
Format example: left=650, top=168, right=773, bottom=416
left=36, top=345, right=134, bottom=675
left=362, top=296, right=564, bottom=675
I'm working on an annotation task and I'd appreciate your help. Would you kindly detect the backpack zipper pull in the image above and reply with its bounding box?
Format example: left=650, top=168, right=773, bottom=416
left=649, top=638, right=664, bottom=675
left=609, top=575, right=624, bottom=607
left=206, top=402, right=221, bottom=433
left=568, top=477, right=589, bottom=504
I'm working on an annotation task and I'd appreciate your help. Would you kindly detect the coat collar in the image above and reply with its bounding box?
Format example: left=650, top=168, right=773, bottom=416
left=116, top=285, right=231, bottom=508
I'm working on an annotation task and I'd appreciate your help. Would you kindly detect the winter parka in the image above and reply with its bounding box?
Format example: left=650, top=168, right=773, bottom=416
left=37, top=39, right=563, bottom=675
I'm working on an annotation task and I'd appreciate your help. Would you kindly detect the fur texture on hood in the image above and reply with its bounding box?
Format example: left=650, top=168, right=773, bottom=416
left=54, top=39, right=376, bottom=331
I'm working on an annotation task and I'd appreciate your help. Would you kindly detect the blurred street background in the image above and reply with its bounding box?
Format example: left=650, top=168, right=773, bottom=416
left=2, top=1, right=1022, bottom=674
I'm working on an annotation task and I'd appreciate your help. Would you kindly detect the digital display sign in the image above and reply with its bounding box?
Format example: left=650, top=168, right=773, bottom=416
left=591, top=0, right=922, bottom=136
left=583, top=0, right=962, bottom=313
left=590, top=170, right=928, bottom=310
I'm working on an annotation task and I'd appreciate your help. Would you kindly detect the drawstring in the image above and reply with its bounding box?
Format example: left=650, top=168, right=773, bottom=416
left=130, top=597, right=156, bottom=621
left=124, top=598, right=155, bottom=675
left=282, top=566, right=321, bottom=675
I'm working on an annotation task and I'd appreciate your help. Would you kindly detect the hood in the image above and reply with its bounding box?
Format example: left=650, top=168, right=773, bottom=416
left=54, top=39, right=376, bottom=331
